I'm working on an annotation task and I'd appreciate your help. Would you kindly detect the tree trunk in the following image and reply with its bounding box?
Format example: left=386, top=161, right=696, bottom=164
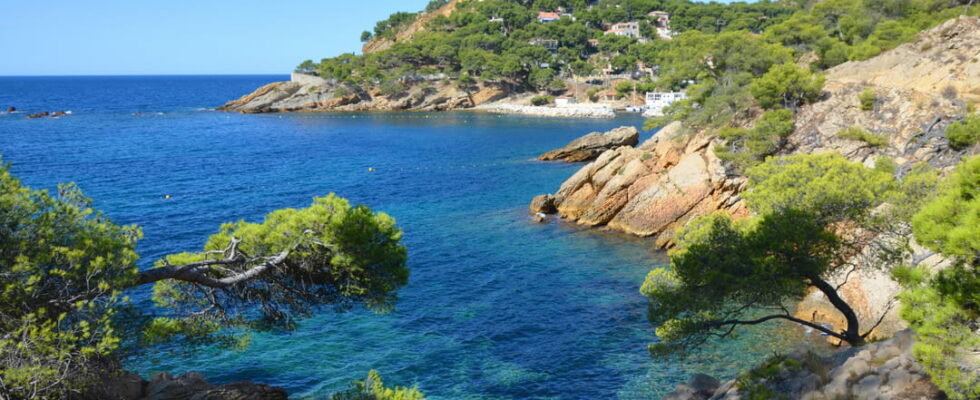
left=808, top=275, right=864, bottom=346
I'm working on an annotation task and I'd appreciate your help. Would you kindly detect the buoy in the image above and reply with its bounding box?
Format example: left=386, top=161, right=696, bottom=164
left=165, top=195, right=171, bottom=199
left=368, top=167, right=374, bottom=172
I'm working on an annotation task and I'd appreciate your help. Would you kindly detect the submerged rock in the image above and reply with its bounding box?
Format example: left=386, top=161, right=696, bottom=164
left=27, top=111, right=49, bottom=119
left=6, top=106, right=15, bottom=112
left=98, top=370, right=287, bottom=400
left=538, top=126, right=639, bottom=162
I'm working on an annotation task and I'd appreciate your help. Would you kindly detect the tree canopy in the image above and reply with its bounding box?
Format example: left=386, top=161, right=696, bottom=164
left=897, top=156, right=980, bottom=399
left=0, top=161, right=409, bottom=398
left=641, top=153, right=914, bottom=355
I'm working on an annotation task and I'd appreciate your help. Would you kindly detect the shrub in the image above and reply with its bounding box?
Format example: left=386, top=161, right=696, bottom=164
left=750, top=63, right=825, bottom=110
left=946, top=114, right=980, bottom=151
left=330, top=370, right=426, bottom=400
left=715, top=109, right=795, bottom=171
left=859, top=87, right=877, bottom=111
left=837, top=126, right=887, bottom=147
left=379, top=81, right=406, bottom=97
left=334, top=86, right=351, bottom=98
left=530, top=95, right=554, bottom=106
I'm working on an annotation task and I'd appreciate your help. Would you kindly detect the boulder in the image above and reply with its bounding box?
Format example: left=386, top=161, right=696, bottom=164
left=530, top=194, right=557, bottom=214
left=538, top=126, right=639, bottom=162
left=27, top=111, right=49, bottom=119
left=99, top=371, right=146, bottom=400
left=117, top=371, right=289, bottom=400
left=687, top=374, right=721, bottom=395
left=674, top=329, right=946, bottom=400
left=189, top=382, right=287, bottom=400
left=6, top=107, right=14, bottom=112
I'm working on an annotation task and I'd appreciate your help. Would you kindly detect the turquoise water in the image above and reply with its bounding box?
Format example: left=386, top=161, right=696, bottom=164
left=0, top=76, right=803, bottom=399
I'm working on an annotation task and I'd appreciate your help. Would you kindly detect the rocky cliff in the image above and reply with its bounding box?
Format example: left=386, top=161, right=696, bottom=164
left=536, top=16, right=980, bottom=340
left=219, top=78, right=511, bottom=113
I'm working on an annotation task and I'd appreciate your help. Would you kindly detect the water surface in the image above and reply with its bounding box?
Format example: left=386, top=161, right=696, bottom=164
left=0, top=76, right=804, bottom=399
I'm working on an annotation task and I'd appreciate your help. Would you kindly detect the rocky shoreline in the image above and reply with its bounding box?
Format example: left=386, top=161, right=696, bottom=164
left=99, top=370, right=286, bottom=400
left=473, top=103, right=616, bottom=118
left=664, top=330, right=944, bottom=400
left=529, top=18, right=979, bottom=397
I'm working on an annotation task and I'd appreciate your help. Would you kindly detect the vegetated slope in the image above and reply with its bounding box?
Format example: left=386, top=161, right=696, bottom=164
left=222, top=0, right=805, bottom=113
left=362, top=0, right=464, bottom=54
left=536, top=16, right=979, bottom=341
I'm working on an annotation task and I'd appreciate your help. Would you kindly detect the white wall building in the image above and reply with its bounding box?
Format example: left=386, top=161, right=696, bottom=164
left=643, top=91, right=687, bottom=116
left=555, top=96, right=578, bottom=106
left=605, top=22, right=641, bottom=39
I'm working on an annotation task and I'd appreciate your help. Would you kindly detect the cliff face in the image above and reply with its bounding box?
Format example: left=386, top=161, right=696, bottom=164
left=362, top=0, right=464, bottom=55
left=219, top=79, right=510, bottom=113
left=539, top=16, right=980, bottom=339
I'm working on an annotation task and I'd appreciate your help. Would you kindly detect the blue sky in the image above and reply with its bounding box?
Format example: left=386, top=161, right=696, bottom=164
left=0, top=0, right=744, bottom=76
left=0, top=0, right=431, bottom=76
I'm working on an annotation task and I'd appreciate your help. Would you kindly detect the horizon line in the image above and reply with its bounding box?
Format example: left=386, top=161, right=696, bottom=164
left=0, top=73, right=292, bottom=78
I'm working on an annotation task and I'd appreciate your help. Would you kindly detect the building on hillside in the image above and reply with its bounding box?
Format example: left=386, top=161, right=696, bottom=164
left=636, top=61, right=655, bottom=79
left=538, top=12, right=560, bottom=23
left=648, top=11, right=674, bottom=40
left=489, top=17, right=504, bottom=23
left=600, top=90, right=619, bottom=102
left=644, top=91, right=687, bottom=116
left=555, top=96, right=578, bottom=106
left=587, top=38, right=600, bottom=48
left=530, top=38, right=559, bottom=51
left=605, top=22, right=641, bottom=39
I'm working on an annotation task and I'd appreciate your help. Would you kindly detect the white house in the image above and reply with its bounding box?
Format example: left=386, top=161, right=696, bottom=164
left=555, top=96, right=577, bottom=106
left=538, top=12, right=560, bottom=23
left=605, top=22, right=641, bottom=39
left=644, top=91, right=687, bottom=116
left=648, top=11, right=674, bottom=40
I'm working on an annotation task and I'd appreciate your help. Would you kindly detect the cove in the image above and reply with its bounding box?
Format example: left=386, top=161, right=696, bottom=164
left=0, top=76, right=801, bottom=399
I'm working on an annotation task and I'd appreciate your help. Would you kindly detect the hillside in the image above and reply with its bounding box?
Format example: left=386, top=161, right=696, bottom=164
left=533, top=16, right=979, bottom=398
left=361, top=0, right=464, bottom=54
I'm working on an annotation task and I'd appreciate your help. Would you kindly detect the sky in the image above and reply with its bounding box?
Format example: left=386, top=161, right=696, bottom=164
left=0, top=0, right=744, bottom=76
left=0, top=0, right=431, bottom=76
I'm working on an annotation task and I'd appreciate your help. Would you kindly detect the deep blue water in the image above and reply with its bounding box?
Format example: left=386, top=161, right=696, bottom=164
left=0, top=76, right=804, bottom=399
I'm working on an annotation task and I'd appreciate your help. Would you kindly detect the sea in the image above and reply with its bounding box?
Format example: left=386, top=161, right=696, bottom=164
left=0, top=75, right=807, bottom=399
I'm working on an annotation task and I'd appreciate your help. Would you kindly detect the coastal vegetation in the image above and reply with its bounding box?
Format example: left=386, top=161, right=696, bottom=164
left=897, top=156, right=980, bottom=399
left=0, top=161, right=410, bottom=398
left=641, top=153, right=933, bottom=353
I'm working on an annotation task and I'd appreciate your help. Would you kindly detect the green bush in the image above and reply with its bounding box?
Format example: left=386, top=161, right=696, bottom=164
left=715, top=109, right=795, bottom=170
left=379, top=81, right=407, bottom=97
left=946, top=114, right=980, bottom=151
left=859, top=87, right=877, bottom=111
left=750, top=63, right=824, bottom=110
left=837, top=126, right=887, bottom=147
left=330, top=370, right=426, bottom=400
left=530, top=95, right=554, bottom=106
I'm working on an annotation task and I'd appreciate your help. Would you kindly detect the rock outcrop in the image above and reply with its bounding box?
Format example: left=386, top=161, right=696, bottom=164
left=97, top=371, right=287, bottom=400
left=219, top=78, right=511, bottom=114
left=539, top=126, right=640, bottom=162
left=662, top=330, right=945, bottom=400
left=543, top=121, right=746, bottom=248
left=534, top=17, right=980, bottom=336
